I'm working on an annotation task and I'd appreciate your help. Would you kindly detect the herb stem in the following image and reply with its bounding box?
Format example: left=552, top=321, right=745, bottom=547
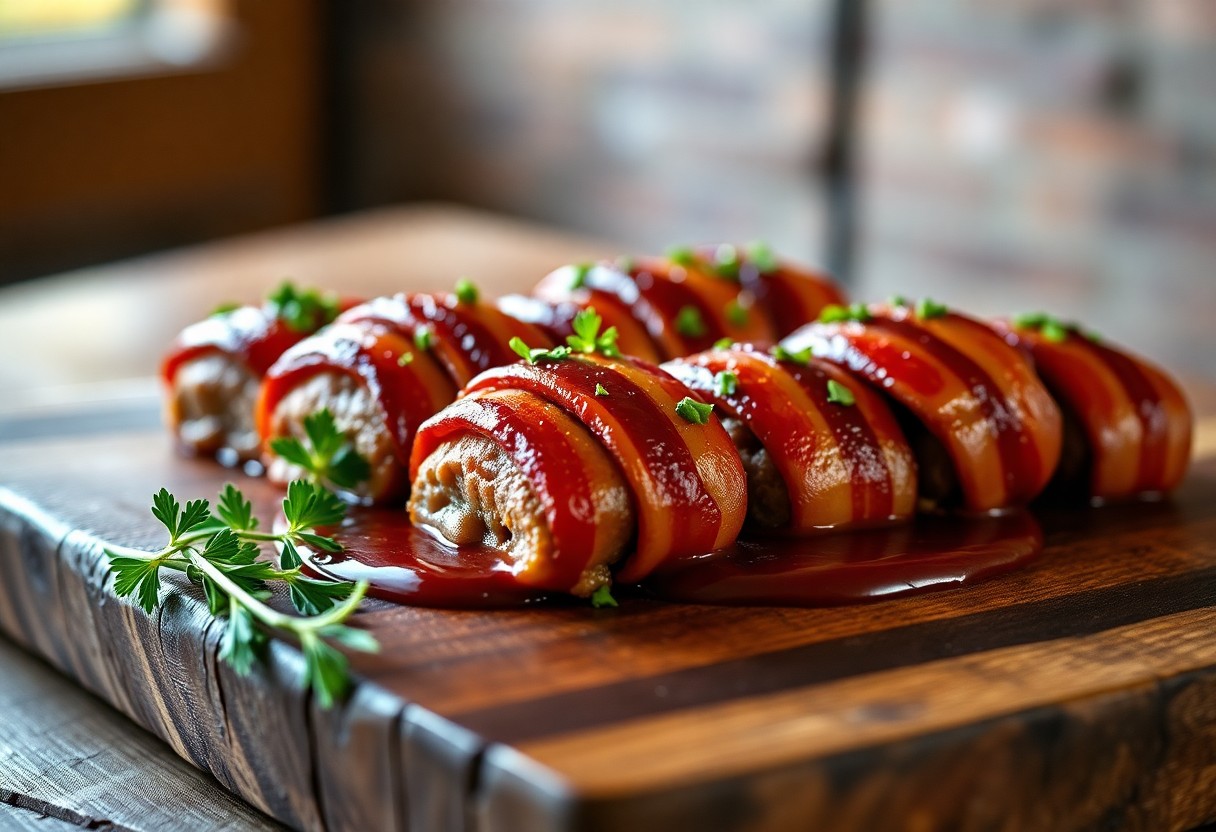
left=188, top=550, right=368, bottom=634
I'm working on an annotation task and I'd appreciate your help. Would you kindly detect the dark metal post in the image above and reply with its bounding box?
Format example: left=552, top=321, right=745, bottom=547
left=822, top=0, right=867, bottom=285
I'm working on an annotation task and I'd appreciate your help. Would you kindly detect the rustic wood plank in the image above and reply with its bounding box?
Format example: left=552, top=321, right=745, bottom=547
left=0, top=637, right=283, bottom=832
left=0, top=803, right=99, bottom=832
left=1, top=401, right=1215, bottom=831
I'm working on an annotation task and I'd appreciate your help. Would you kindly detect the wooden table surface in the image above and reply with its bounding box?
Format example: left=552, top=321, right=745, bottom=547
left=0, top=204, right=614, bottom=830
left=2, top=204, right=1215, bottom=831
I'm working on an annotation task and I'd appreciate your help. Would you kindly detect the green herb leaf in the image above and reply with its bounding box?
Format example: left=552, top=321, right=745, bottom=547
left=414, top=326, right=434, bottom=351
left=105, top=483, right=374, bottom=709
left=590, top=584, right=618, bottom=608
left=916, top=298, right=949, bottom=320
left=270, top=409, right=371, bottom=492
left=269, top=436, right=313, bottom=469
left=770, top=344, right=814, bottom=365
left=666, top=245, right=697, bottom=267
left=713, top=337, right=734, bottom=350
left=570, top=308, right=603, bottom=349
left=826, top=379, right=856, bottom=406
left=1012, top=311, right=1049, bottom=329
left=319, top=624, right=380, bottom=653
left=725, top=299, right=748, bottom=327
left=674, top=306, right=707, bottom=338
left=594, top=383, right=609, bottom=397
left=711, top=244, right=741, bottom=281
left=266, top=282, right=341, bottom=334
left=280, top=539, right=303, bottom=570
left=509, top=336, right=535, bottom=363
left=285, top=480, right=346, bottom=532
left=675, top=396, right=714, bottom=425
left=714, top=370, right=738, bottom=397
left=327, top=446, right=372, bottom=490
left=569, top=262, right=592, bottom=290
left=397, top=351, right=414, bottom=367
left=289, top=577, right=354, bottom=616
left=511, top=335, right=573, bottom=364
left=218, top=599, right=261, bottom=676
left=106, top=555, right=163, bottom=614
left=818, top=303, right=872, bottom=324
left=745, top=241, right=779, bottom=274
left=216, top=484, right=257, bottom=531
left=565, top=307, right=621, bottom=358
left=1012, top=311, right=1085, bottom=344
left=302, top=636, right=350, bottom=709
left=889, top=295, right=909, bottom=308
left=1040, top=320, right=1069, bottom=343
left=304, top=410, right=343, bottom=459
left=454, top=278, right=479, bottom=305
left=211, top=301, right=240, bottom=317
left=296, top=531, right=343, bottom=553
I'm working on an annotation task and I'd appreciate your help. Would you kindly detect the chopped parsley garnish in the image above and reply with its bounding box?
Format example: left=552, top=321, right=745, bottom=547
left=269, top=408, right=371, bottom=492
left=666, top=245, right=697, bottom=268
left=674, top=305, right=708, bottom=338
left=770, top=344, right=814, bottom=365
left=711, top=244, right=741, bottom=280
left=916, top=298, right=949, bottom=320
left=818, top=302, right=872, bottom=324
left=713, top=337, right=735, bottom=350
left=675, top=396, right=714, bottom=425
left=1012, top=311, right=1089, bottom=344
left=454, top=278, right=479, bottom=305
left=413, top=326, right=434, bottom=351
left=569, top=262, right=593, bottom=290
left=745, top=241, right=779, bottom=274
left=566, top=307, right=621, bottom=358
left=725, top=299, right=749, bottom=327
left=714, top=370, right=738, bottom=396
left=826, top=379, right=855, bottom=406
left=889, top=295, right=909, bottom=308
left=266, top=282, right=341, bottom=333
left=591, top=584, right=618, bottom=608
left=509, top=336, right=572, bottom=365
left=211, top=301, right=241, bottom=317
left=397, top=352, right=414, bottom=367
left=594, top=383, right=609, bottom=397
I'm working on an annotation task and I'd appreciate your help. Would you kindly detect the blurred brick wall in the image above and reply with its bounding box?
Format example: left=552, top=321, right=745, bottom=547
left=859, top=0, right=1216, bottom=378
left=348, top=0, right=1215, bottom=377
left=349, top=0, right=834, bottom=265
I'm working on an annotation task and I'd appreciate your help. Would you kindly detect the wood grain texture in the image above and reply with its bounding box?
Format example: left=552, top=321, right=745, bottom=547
left=1, top=404, right=1216, bottom=831
left=0, top=638, right=283, bottom=832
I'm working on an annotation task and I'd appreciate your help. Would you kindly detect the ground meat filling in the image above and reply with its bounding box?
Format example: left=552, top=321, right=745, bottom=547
left=169, top=354, right=260, bottom=462
left=720, top=415, right=791, bottom=530
left=411, top=434, right=552, bottom=557
left=268, top=372, right=399, bottom=500
left=409, top=433, right=632, bottom=596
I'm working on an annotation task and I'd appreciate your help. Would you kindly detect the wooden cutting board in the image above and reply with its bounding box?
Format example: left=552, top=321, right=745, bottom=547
left=3, top=394, right=1216, bottom=832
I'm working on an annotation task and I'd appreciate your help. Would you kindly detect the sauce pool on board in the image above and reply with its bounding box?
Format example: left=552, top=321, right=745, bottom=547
left=300, top=509, right=1044, bottom=609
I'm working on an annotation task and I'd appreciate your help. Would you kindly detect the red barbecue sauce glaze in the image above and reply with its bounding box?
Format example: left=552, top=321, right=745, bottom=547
left=301, top=510, right=1043, bottom=609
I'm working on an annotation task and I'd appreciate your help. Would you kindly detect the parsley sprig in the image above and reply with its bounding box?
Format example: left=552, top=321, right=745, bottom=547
left=269, top=409, right=371, bottom=492
left=104, top=481, right=377, bottom=707
left=509, top=307, right=620, bottom=364
left=566, top=308, right=621, bottom=357
left=266, top=282, right=341, bottom=334
left=1013, top=311, right=1099, bottom=344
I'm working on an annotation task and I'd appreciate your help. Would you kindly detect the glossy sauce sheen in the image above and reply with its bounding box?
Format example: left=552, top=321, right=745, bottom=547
left=162, top=306, right=309, bottom=382
left=304, top=509, right=1044, bottom=608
